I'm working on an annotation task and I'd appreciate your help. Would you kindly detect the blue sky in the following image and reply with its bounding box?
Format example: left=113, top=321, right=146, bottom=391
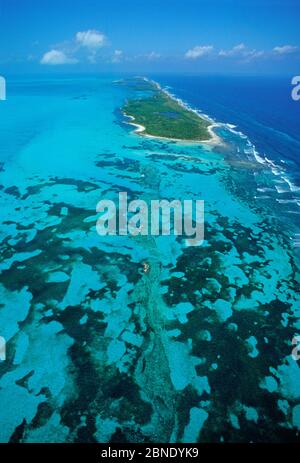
left=0, top=0, right=300, bottom=74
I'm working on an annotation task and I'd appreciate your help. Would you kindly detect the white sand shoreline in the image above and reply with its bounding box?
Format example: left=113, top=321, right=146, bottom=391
left=123, top=112, right=223, bottom=146
left=122, top=77, right=224, bottom=146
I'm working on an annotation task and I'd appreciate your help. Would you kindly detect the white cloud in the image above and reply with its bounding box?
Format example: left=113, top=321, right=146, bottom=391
left=219, top=43, right=246, bottom=57
left=273, top=45, right=298, bottom=55
left=219, top=44, right=265, bottom=61
left=240, top=49, right=265, bottom=63
left=130, top=51, right=161, bottom=62
left=76, top=30, right=106, bottom=49
left=40, top=49, right=78, bottom=65
left=146, top=51, right=161, bottom=60
left=185, top=45, right=213, bottom=59
left=246, top=50, right=265, bottom=59
left=112, top=49, right=123, bottom=63
left=40, top=29, right=108, bottom=66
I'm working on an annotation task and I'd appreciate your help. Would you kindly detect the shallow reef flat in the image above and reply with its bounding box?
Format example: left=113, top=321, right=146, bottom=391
left=0, top=77, right=299, bottom=443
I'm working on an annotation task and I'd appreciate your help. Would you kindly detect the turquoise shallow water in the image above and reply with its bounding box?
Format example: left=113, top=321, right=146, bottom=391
left=0, top=75, right=299, bottom=442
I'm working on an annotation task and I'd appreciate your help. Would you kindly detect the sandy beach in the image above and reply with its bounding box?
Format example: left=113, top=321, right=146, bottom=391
left=123, top=111, right=223, bottom=146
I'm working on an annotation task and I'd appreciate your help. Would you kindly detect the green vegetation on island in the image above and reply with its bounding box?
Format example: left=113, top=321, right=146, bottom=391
left=123, top=80, right=212, bottom=142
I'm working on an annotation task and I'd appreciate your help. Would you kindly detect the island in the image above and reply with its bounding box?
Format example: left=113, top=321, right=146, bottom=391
left=122, top=78, right=218, bottom=143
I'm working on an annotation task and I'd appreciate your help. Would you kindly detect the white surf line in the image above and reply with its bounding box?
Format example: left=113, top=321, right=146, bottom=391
left=150, top=78, right=223, bottom=145
left=124, top=77, right=223, bottom=146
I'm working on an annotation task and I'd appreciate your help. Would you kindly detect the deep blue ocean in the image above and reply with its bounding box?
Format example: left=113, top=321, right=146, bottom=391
left=153, top=74, right=300, bottom=190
